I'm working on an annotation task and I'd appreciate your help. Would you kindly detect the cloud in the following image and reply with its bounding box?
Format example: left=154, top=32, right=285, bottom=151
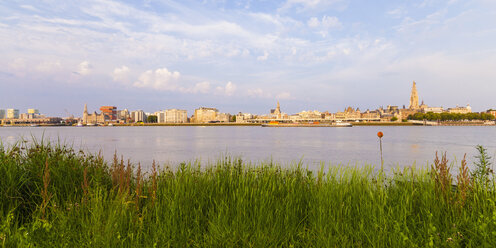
left=77, top=61, right=91, bottom=75
left=215, top=81, right=236, bottom=96
left=257, top=51, right=269, bottom=61
left=248, top=88, right=272, bottom=98
left=112, top=66, right=130, bottom=82
left=307, top=15, right=342, bottom=37
left=189, top=81, right=211, bottom=94
left=276, top=92, right=292, bottom=100
left=133, top=67, right=181, bottom=91
left=279, top=0, right=347, bottom=12
left=35, top=61, right=62, bottom=73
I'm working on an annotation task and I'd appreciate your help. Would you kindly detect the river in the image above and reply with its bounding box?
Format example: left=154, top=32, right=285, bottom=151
left=0, top=126, right=495, bottom=171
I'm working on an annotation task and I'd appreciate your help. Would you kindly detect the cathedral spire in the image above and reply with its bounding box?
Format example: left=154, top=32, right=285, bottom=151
left=84, top=104, right=88, bottom=114
left=409, top=81, right=419, bottom=109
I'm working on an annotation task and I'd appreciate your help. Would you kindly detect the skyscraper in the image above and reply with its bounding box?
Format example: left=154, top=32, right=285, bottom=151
left=409, top=81, right=419, bottom=109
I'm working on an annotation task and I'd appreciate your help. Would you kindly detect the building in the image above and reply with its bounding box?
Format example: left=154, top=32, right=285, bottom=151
left=0, top=109, right=5, bottom=119
left=100, top=106, right=117, bottom=121
left=422, top=107, right=444, bottom=113
left=487, top=109, right=496, bottom=118
left=82, top=104, right=105, bottom=125
left=155, top=109, right=188, bottom=123
left=335, top=107, right=361, bottom=120
left=447, top=105, right=472, bottom=114
left=6, top=109, right=19, bottom=119
left=361, top=110, right=381, bottom=121
left=27, top=109, right=39, bottom=114
left=117, top=109, right=130, bottom=123
left=235, top=112, right=254, bottom=123
left=191, top=107, right=218, bottom=123
left=297, top=110, right=322, bottom=120
left=131, top=110, right=146, bottom=123
left=217, top=113, right=231, bottom=123
left=409, top=81, right=419, bottom=109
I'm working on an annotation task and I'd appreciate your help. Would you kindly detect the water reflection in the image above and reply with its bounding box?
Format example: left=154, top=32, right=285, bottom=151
left=0, top=126, right=494, bottom=171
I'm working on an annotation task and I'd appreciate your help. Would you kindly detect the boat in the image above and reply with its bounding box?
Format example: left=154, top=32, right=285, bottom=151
left=86, top=123, right=95, bottom=126
left=76, top=121, right=84, bottom=127
left=30, top=124, right=40, bottom=127
left=333, top=121, right=353, bottom=127
left=108, top=123, right=114, bottom=126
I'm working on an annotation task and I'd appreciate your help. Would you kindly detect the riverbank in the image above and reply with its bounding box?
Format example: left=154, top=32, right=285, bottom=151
left=1, top=140, right=495, bottom=247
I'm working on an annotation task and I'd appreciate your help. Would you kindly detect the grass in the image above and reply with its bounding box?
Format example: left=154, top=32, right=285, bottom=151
left=1, top=139, right=496, bottom=247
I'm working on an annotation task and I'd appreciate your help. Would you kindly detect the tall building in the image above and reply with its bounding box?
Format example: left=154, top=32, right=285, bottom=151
left=192, top=107, right=218, bottom=123
left=117, top=109, right=130, bottom=123
left=27, top=109, right=39, bottom=114
left=155, top=109, right=187, bottom=123
left=6, top=109, right=19, bottom=119
left=131, top=110, right=146, bottom=122
left=409, top=81, right=419, bottom=109
left=0, top=109, right=5, bottom=119
left=100, top=106, right=117, bottom=121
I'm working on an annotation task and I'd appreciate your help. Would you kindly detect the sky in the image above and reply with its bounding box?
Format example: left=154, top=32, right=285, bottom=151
left=1, top=0, right=496, bottom=117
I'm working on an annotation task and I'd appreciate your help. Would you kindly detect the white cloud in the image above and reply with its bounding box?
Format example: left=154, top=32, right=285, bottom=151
left=307, top=17, right=320, bottom=28
left=35, top=61, right=62, bottom=73
left=276, top=92, right=292, bottom=100
left=279, top=0, right=347, bottom=12
left=133, top=67, right=181, bottom=91
left=112, top=66, right=130, bottom=82
left=189, top=81, right=211, bottom=94
left=257, top=51, right=269, bottom=61
left=77, top=61, right=91, bottom=75
left=307, top=16, right=342, bottom=29
left=215, top=81, right=237, bottom=96
left=247, top=88, right=272, bottom=98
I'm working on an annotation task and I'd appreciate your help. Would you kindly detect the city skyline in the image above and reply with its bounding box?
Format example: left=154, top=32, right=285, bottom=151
left=1, top=1, right=496, bottom=116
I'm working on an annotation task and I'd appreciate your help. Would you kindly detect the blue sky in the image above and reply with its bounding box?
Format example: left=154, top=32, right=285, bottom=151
left=1, top=0, right=496, bottom=116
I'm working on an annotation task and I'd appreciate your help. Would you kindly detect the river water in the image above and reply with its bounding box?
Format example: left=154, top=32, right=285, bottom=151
left=0, top=126, right=495, bottom=171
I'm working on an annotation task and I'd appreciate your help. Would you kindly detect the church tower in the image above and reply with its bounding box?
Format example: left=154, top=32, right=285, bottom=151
left=409, top=81, right=419, bottom=109
left=274, top=101, right=281, bottom=118
left=83, top=104, right=88, bottom=124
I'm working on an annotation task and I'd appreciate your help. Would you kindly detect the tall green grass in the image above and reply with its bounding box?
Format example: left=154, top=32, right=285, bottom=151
left=1, top=139, right=496, bottom=247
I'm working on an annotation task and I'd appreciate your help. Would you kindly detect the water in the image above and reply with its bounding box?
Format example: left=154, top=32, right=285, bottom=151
left=0, top=126, right=495, bottom=171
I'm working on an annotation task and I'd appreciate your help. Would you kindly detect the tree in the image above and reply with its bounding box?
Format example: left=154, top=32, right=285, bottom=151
left=390, top=116, right=398, bottom=122
left=147, top=115, right=157, bottom=123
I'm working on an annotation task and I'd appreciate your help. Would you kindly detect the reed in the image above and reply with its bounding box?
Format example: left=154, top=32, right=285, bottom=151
left=1, top=139, right=496, bottom=247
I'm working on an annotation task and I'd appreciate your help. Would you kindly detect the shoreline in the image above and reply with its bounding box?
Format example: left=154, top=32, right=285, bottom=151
left=0, top=121, right=494, bottom=127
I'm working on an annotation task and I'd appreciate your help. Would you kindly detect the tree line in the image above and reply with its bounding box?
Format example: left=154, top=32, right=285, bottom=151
left=408, top=112, right=495, bottom=121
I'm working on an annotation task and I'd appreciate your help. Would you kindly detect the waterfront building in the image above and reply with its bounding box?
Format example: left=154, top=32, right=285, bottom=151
left=447, top=105, right=472, bottom=114
left=297, top=110, right=322, bottom=120
left=487, top=109, right=496, bottom=118
left=6, top=109, right=19, bottom=119
left=217, top=113, right=231, bottom=123
left=235, top=112, right=254, bottom=123
left=155, top=109, right=188, bottom=123
left=0, top=109, right=5, bottom=119
left=27, top=109, right=39, bottom=114
left=409, top=81, right=419, bottom=109
left=100, top=106, right=117, bottom=121
left=131, top=110, right=146, bottom=123
left=117, top=109, right=130, bottom=123
left=335, top=107, right=361, bottom=120
left=82, top=104, right=105, bottom=125
left=191, top=107, right=218, bottom=123
left=422, top=106, right=444, bottom=113
left=361, top=110, right=381, bottom=121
